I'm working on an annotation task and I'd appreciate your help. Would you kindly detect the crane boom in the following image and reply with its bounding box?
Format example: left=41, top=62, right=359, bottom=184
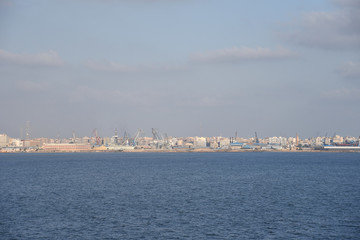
left=255, top=132, right=259, bottom=144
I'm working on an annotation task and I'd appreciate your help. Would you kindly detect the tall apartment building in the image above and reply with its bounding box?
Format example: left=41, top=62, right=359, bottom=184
left=194, top=137, right=207, bottom=148
left=0, top=134, right=9, bottom=147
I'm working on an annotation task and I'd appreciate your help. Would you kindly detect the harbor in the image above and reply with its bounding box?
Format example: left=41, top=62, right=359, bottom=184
left=1, top=129, right=359, bottom=153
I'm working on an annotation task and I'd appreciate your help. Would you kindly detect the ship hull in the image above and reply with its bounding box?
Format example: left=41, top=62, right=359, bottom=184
left=324, top=146, right=360, bottom=150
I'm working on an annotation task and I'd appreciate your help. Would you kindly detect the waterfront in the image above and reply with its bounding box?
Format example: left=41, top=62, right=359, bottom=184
left=1, top=152, right=359, bottom=239
left=2, top=129, right=360, bottom=153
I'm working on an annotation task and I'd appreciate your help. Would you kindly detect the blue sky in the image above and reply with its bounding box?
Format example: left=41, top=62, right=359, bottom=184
left=0, top=0, right=359, bottom=138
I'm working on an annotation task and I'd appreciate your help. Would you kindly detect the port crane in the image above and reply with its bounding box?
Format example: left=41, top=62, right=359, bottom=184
left=152, top=128, right=163, bottom=141
left=133, top=128, right=145, bottom=146
left=122, top=131, right=131, bottom=145
left=255, top=132, right=259, bottom=144
left=152, top=128, right=171, bottom=149
left=163, top=132, right=172, bottom=149
left=92, top=128, right=102, bottom=145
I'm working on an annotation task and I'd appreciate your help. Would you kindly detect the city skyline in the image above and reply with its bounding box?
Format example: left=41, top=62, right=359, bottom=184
left=1, top=0, right=360, bottom=138
left=1, top=125, right=359, bottom=153
left=1, top=122, right=359, bottom=140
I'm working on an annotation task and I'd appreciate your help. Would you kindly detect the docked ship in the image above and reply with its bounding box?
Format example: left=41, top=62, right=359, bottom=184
left=323, top=142, right=360, bottom=150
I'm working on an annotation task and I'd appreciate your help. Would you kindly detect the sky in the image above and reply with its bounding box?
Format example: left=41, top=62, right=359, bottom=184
left=0, top=0, right=359, bottom=139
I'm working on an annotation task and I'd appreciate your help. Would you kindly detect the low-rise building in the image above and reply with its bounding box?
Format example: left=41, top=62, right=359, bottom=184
left=42, top=143, right=92, bottom=152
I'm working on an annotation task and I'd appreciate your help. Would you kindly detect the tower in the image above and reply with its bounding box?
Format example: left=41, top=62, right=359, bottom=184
left=20, top=127, right=23, bottom=140
left=114, top=128, right=118, bottom=144
left=296, top=133, right=299, bottom=146
left=25, top=121, right=30, bottom=140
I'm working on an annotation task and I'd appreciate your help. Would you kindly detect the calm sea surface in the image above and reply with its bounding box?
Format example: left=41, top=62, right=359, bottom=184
left=1, top=152, right=360, bottom=239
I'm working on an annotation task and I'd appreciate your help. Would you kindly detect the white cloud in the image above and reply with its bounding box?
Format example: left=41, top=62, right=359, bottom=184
left=87, top=0, right=184, bottom=3
left=332, top=0, right=360, bottom=8
left=0, top=49, right=63, bottom=66
left=0, top=0, right=13, bottom=7
left=284, top=1, right=360, bottom=49
left=177, top=96, right=237, bottom=107
left=16, top=80, right=49, bottom=92
left=337, top=61, right=360, bottom=78
left=322, top=87, right=360, bottom=100
left=191, top=47, right=296, bottom=63
left=85, top=60, right=185, bottom=73
left=67, top=85, right=167, bottom=107
left=85, top=60, right=137, bottom=73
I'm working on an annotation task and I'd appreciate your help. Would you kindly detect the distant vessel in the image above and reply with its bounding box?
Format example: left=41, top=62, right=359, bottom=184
left=323, top=144, right=360, bottom=150
left=323, top=137, right=360, bottom=150
left=333, top=143, right=359, bottom=147
left=107, top=145, right=135, bottom=151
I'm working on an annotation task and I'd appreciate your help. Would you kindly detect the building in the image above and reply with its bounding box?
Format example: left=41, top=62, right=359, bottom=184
left=42, top=143, right=92, bottom=152
left=194, top=137, right=207, bottom=148
left=175, top=139, right=184, bottom=147
left=332, top=135, right=344, bottom=144
left=315, top=137, right=323, bottom=146
left=218, top=137, right=230, bottom=148
left=8, top=138, right=22, bottom=147
left=0, top=134, right=9, bottom=147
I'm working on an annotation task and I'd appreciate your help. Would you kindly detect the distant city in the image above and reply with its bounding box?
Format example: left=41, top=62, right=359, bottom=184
left=1, top=122, right=359, bottom=152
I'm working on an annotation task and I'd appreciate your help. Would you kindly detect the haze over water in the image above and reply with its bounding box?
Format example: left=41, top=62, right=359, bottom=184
left=1, top=152, right=359, bottom=239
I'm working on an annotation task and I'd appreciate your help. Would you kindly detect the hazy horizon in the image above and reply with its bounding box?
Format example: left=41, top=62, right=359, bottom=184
left=1, top=0, right=359, bottom=139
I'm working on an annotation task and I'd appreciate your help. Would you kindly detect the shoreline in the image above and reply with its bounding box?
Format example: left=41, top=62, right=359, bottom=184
left=1, top=149, right=360, bottom=153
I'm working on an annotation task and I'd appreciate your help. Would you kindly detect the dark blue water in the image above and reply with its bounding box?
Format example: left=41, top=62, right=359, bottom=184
left=1, top=153, right=360, bottom=239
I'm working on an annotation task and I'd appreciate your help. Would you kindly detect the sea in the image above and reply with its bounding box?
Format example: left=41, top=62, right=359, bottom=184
left=1, top=152, right=359, bottom=239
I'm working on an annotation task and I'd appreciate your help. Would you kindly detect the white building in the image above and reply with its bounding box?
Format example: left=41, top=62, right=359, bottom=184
left=269, top=136, right=288, bottom=146
left=194, top=137, right=207, bottom=148
left=332, top=135, right=344, bottom=144
left=8, top=138, right=22, bottom=147
left=315, top=137, right=323, bottom=146
left=218, top=137, right=230, bottom=148
left=0, top=134, right=9, bottom=147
